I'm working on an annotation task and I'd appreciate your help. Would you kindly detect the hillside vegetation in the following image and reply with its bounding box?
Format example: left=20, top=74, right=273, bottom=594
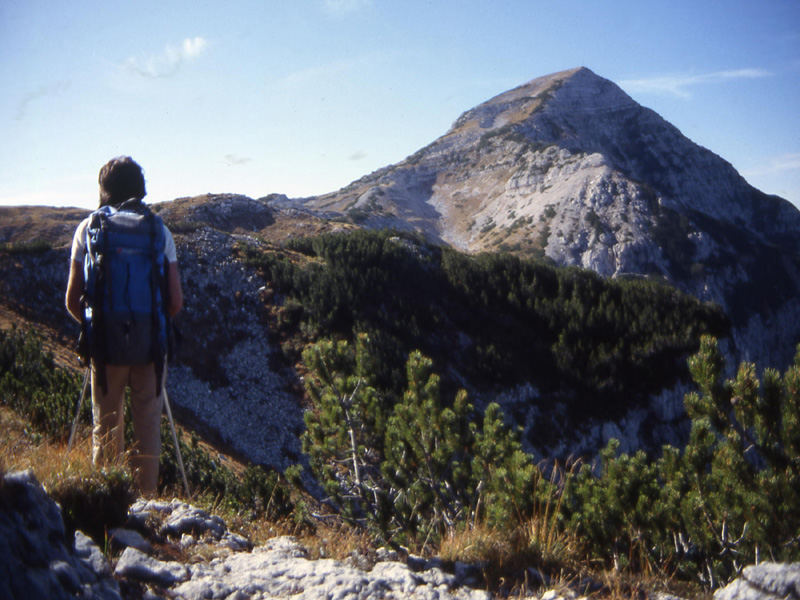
left=3, top=309, right=799, bottom=594
left=8, top=229, right=798, bottom=596
left=241, top=229, right=728, bottom=421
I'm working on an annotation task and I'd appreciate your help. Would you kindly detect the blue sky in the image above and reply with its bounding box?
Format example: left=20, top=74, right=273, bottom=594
left=1, top=0, right=799, bottom=211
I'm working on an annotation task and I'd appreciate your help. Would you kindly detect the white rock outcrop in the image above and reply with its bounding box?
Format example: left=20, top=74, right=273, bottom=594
left=714, top=563, right=800, bottom=600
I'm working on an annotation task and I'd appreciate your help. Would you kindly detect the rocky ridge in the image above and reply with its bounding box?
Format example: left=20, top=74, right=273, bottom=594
left=0, top=190, right=772, bottom=468
left=294, top=67, right=800, bottom=373
left=4, top=468, right=799, bottom=600
left=0, top=469, right=546, bottom=600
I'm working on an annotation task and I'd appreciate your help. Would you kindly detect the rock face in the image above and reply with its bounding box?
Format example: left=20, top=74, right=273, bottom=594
left=297, top=66, right=800, bottom=372
left=0, top=470, right=122, bottom=600
left=171, top=536, right=495, bottom=600
left=160, top=226, right=307, bottom=474
left=167, top=193, right=276, bottom=233
left=714, top=562, right=800, bottom=600
left=0, top=470, right=498, bottom=599
left=6, top=468, right=800, bottom=600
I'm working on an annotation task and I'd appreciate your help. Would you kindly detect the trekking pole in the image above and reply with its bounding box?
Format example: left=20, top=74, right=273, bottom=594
left=163, top=388, right=191, bottom=498
left=67, top=367, right=92, bottom=453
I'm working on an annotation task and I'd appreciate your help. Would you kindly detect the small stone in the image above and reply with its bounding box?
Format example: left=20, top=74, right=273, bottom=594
left=114, top=547, right=189, bottom=586
left=110, top=528, right=153, bottom=554
left=74, top=530, right=112, bottom=577
left=50, top=561, right=81, bottom=593
left=222, top=532, right=252, bottom=552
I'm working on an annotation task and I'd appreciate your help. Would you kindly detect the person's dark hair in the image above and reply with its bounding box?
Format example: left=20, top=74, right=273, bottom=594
left=98, top=156, right=146, bottom=207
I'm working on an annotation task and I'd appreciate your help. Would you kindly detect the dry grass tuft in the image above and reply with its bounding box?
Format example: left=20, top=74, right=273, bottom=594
left=431, top=463, right=590, bottom=595
left=1, top=406, right=94, bottom=482
left=518, top=502, right=583, bottom=572
left=0, top=406, right=137, bottom=543
left=439, top=521, right=515, bottom=566
left=299, top=520, right=375, bottom=562
left=518, top=462, right=585, bottom=571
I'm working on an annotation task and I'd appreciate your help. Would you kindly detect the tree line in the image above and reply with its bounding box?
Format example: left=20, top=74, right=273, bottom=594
left=241, top=228, right=728, bottom=419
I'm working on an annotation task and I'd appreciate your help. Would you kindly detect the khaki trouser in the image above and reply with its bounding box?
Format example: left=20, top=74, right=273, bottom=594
left=91, top=362, right=164, bottom=497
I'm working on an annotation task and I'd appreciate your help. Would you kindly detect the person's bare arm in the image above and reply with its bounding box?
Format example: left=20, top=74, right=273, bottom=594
left=65, top=259, right=84, bottom=323
left=167, top=261, right=183, bottom=318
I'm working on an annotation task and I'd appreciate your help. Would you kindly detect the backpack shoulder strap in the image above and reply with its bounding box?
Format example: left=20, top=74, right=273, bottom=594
left=146, top=209, right=167, bottom=392
left=85, top=207, right=114, bottom=393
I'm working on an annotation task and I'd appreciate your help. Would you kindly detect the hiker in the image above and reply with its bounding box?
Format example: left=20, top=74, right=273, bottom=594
left=65, top=156, right=183, bottom=497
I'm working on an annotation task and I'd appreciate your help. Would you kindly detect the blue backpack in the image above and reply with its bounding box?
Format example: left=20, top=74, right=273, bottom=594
left=81, top=199, right=169, bottom=390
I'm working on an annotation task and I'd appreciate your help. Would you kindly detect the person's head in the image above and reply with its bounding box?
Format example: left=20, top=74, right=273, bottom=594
left=98, top=156, right=146, bottom=207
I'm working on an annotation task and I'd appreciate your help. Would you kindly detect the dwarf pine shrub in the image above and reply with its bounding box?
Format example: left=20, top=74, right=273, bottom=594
left=304, top=331, right=800, bottom=585
left=0, top=327, right=85, bottom=439
left=301, top=333, right=535, bottom=549
left=562, top=336, right=800, bottom=586
left=678, top=336, right=800, bottom=582
left=242, top=228, right=728, bottom=425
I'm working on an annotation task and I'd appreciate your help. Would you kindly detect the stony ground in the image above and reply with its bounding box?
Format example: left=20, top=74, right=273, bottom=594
left=4, top=468, right=799, bottom=600
left=0, top=470, right=515, bottom=599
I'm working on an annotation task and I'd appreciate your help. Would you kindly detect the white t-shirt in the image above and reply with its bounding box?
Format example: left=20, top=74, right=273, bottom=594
left=70, top=214, right=178, bottom=264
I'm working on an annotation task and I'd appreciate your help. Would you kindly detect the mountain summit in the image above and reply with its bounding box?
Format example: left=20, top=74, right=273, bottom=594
left=294, top=67, right=800, bottom=368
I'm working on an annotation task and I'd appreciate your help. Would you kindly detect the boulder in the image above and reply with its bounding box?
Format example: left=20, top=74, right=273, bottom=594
left=0, top=470, right=121, bottom=600
left=715, top=562, right=800, bottom=600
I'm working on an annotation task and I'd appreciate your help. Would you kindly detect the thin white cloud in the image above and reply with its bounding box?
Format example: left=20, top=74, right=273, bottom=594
left=126, top=37, right=209, bottom=79
left=742, top=153, right=800, bottom=177
left=181, top=37, right=208, bottom=59
left=621, top=68, right=772, bottom=98
left=278, top=58, right=363, bottom=88
left=323, top=0, right=372, bottom=13
left=16, top=81, right=71, bottom=121
left=223, top=154, right=252, bottom=166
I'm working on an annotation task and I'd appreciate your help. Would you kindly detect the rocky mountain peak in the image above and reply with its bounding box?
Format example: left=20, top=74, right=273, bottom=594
left=449, top=67, right=637, bottom=140
left=293, top=67, right=800, bottom=371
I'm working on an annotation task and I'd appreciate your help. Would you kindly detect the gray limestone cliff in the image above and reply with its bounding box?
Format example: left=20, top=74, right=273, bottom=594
left=5, top=468, right=800, bottom=599
left=281, top=67, right=800, bottom=459
left=297, top=67, right=800, bottom=373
